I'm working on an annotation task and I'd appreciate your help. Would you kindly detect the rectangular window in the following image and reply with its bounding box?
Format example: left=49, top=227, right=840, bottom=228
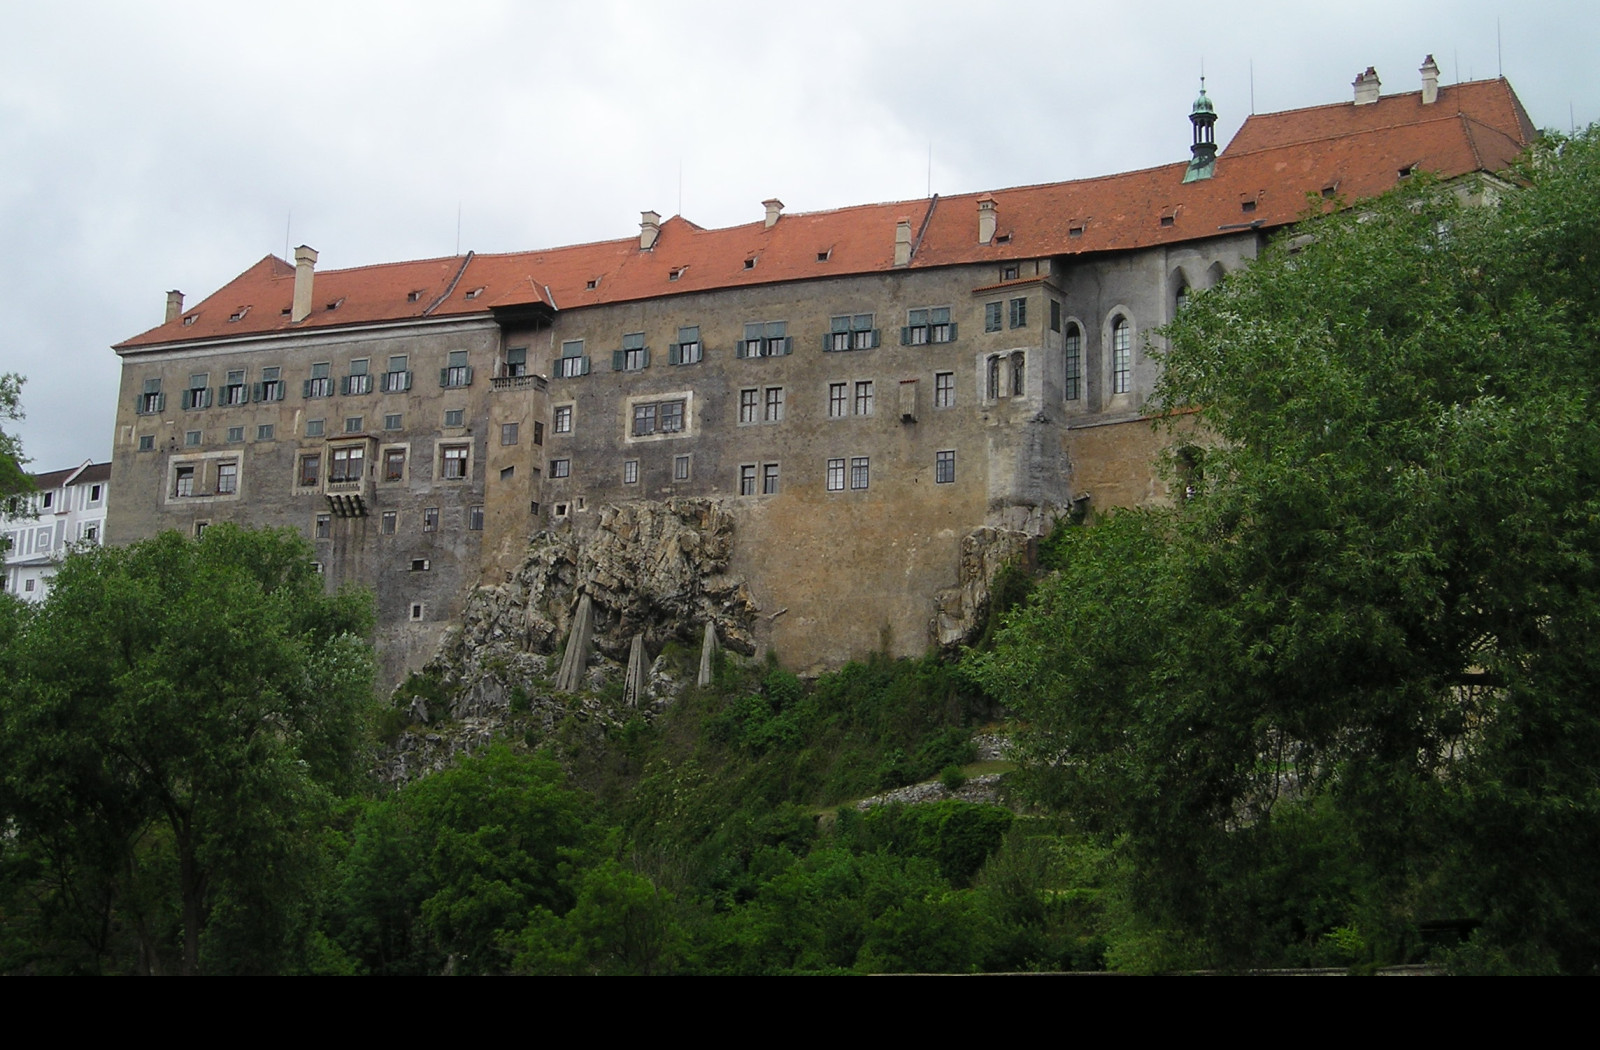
left=306, top=362, right=332, bottom=398
left=227, top=426, right=244, bottom=443
left=442, top=350, right=472, bottom=388
left=850, top=457, right=870, bottom=490
left=257, top=424, right=275, bottom=441
left=674, top=455, right=691, bottom=481
left=905, top=307, right=954, bottom=345
left=468, top=506, right=484, bottom=531
left=139, top=377, right=164, bottom=414
left=936, top=450, right=956, bottom=484
left=444, top=409, right=464, bottom=428
left=623, top=460, right=639, bottom=485
left=1009, top=297, right=1027, bottom=329
left=1064, top=325, right=1082, bottom=401
left=185, top=373, right=211, bottom=410
left=935, top=372, right=954, bottom=408
left=740, top=321, right=788, bottom=358
left=1050, top=300, right=1062, bottom=332
left=739, top=388, right=758, bottom=424
left=501, top=422, right=519, bottom=446
left=985, top=302, right=1002, bottom=332
left=828, top=314, right=877, bottom=351
left=259, top=366, right=284, bottom=402
left=384, top=448, right=406, bottom=482
left=380, top=511, right=397, bottom=535
left=345, top=358, right=372, bottom=395
left=739, top=465, right=756, bottom=496
left=1012, top=351, right=1026, bottom=396
left=633, top=402, right=657, bottom=436
left=423, top=507, right=439, bottom=532
left=659, top=400, right=685, bottom=432
left=330, top=446, right=364, bottom=483
left=826, top=458, right=845, bottom=492
left=616, top=332, right=648, bottom=372
left=305, top=418, right=325, bottom=437
left=764, top=386, right=784, bottom=423
left=299, top=454, right=321, bottom=487
left=138, top=435, right=154, bottom=451
left=829, top=383, right=847, bottom=418
left=185, top=430, right=201, bottom=447
left=672, top=326, right=702, bottom=365
left=762, top=463, right=779, bottom=495
left=315, top=514, right=331, bottom=539
left=557, top=341, right=588, bottom=378
left=553, top=405, right=572, bottom=434
left=441, top=445, right=468, bottom=480
left=222, top=369, right=247, bottom=405
left=384, top=413, right=402, bottom=431
left=217, top=461, right=238, bottom=494
left=503, top=347, right=527, bottom=377
left=383, top=355, right=411, bottom=393
left=534, top=421, right=545, bottom=445
left=551, top=459, right=571, bottom=479
left=854, top=381, right=874, bottom=416
left=345, top=416, right=363, bottom=433
left=174, top=465, right=195, bottom=497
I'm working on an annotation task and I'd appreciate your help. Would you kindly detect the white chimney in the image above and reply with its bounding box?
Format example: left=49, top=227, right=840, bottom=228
left=291, top=245, right=318, bottom=322
left=640, top=210, right=661, bottom=250
left=165, top=290, right=184, bottom=324
left=1353, top=66, right=1381, bottom=106
left=894, top=219, right=912, bottom=267
left=978, top=196, right=997, bottom=243
left=763, top=198, right=784, bottom=228
left=1420, top=55, right=1440, bottom=105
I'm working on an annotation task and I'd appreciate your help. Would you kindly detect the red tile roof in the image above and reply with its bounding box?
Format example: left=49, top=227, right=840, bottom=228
left=117, top=78, right=1534, bottom=352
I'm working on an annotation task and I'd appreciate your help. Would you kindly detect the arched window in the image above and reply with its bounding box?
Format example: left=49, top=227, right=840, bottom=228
left=1011, top=352, right=1025, bottom=396
left=987, top=355, right=1002, bottom=399
left=1064, top=323, right=1082, bottom=401
left=1111, top=316, right=1132, bottom=394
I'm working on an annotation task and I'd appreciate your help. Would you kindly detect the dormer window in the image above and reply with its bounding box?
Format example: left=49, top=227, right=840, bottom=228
left=817, top=249, right=832, bottom=262
left=1241, top=199, right=1257, bottom=213
left=228, top=307, right=250, bottom=322
left=407, top=289, right=423, bottom=302
left=669, top=267, right=686, bottom=281
left=995, top=233, right=1012, bottom=244
left=743, top=257, right=756, bottom=270
left=183, top=314, right=198, bottom=325
left=464, top=287, right=485, bottom=300
left=325, top=298, right=345, bottom=311
left=585, top=277, right=600, bottom=290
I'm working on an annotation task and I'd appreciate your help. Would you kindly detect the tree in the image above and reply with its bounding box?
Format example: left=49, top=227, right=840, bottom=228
left=0, top=374, right=28, bottom=512
left=969, top=129, right=1600, bottom=971
left=0, top=525, right=374, bottom=974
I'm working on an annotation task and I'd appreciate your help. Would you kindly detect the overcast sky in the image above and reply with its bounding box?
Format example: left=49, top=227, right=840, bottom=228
left=2, top=0, right=1594, bottom=471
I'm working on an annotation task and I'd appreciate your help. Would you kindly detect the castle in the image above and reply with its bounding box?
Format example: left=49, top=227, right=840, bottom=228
left=107, top=63, right=1535, bottom=681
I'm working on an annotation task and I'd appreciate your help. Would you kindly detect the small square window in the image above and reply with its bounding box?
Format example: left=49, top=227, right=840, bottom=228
left=381, top=511, right=397, bottom=535
left=500, top=465, right=515, bottom=481
left=423, top=507, right=439, bottom=532
left=936, top=450, right=956, bottom=484
left=985, top=302, right=1002, bottom=332
left=551, top=459, right=571, bottom=479
left=305, top=419, right=325, bottom=437
left=501, top=422, right=519, bottom=446
left=623, top=460, right=639, bottom=485
left=411, top=558, right=431, bottom=572
left=444, top=409, right=464, bottom=428
left=1002, top=265, right=1020, bottom=281
left=185, top=431, right=201, bottom=447
left=345, top=416, right=363, bottom=433
left=384, top=414, right=402, bottom=431
left=138, top=435, right=154, bottom=451
left=674, top=455, right=690, bottom=481
left=257, top=424, right=275, bottom=441
left=227, top=426, right=244, bottom=443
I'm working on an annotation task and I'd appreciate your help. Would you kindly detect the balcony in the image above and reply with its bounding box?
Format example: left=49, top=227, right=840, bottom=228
left=492, top=373, right=548, bottom=393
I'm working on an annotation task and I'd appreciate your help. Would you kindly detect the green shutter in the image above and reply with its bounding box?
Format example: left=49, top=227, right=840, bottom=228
left=640, top=348, right=650, bottom=368
left=579, top=357, right=590, bottom=376
left=251, top=382, right=263, bottom=402
left=463, top=366, right=473, bottom=385
left=736, top=341, right=747, bottom=359
left=781, top=337, right=793, bottom=356
left=668, top=343, right=680, bottom=365
left=613, top=350, right=625, bottom=371
left=823, top=333, right=832, bottom=352
left=870, top=329, right=881, bottom=349
left=948, top=322, right=958, bottom=340
left=901, top=326, right=912, bottom=345
left=439, top=368, right=449, bottom=387
left=340, top=376, right=351, bottom=395
left=303, top=379, right=313, bottom=398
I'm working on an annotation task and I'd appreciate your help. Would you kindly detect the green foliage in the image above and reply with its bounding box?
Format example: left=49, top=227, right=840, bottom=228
left=0, top=374, right=28, bottom=512
left=0, top=525, right=375, bottom=974
left=939, top=764, right=968, bottom=792
left=969, top=129, right=1600, bottom=972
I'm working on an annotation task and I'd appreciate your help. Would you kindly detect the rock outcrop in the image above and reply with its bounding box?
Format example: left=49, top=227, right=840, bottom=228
left=931, top=526, right=1035, bottom=647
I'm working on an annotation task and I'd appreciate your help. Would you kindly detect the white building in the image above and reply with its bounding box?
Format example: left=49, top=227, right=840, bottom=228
left=3, top=461, right=111, bottom=601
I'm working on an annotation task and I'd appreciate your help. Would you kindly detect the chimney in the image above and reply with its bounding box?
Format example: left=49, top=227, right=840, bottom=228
left=894, top=218, right=913, bottom=267
left=1420, top=54, right=1440, bottom=105
left=640, top=210, right=661, bottom=251
left=1353, top=66, right=1381, bottom=106
left=291, top=245, right=318, bottom=322
left=978, top=196, right=997, bottom=243
left=763, top=198, right=784, bottom=228
left=165, top=290, right=184, bottom=324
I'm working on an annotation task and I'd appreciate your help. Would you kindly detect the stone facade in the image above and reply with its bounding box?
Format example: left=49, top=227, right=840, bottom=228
left=107, top=72, right=1535, bottom=680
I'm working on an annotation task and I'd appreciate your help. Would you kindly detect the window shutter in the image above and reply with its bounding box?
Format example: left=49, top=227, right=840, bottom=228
left=735, top=340, right=747, bottom=359
left=251, top=382, right=263, bottom=402
left=579, top=356, right=591, bottom=376
left=463, top=366, right=473, bottom=385
left=781, top=337, right=793, bottom=356
left=134, top=395, right=146, bottom=415
left=901, top=326, right=912, bottom=345
left=613, top=350, right=625, bottom=371
left=180, top=390, right=191, bottom=410
left=340, top=375, right=351, bottom=395
left=204, top=389, right=213, bottom=408
left=870, top=329, right=881, bottom=349
left=404, top=371, right=414, bottom=391
left=640, top=347, right=650, bottom=368
left=439, top=368, right=449, bottom=387
left=303, top=379, right=313, bottom=398
left=668, top=343, right=680, bottom=365
left=948, top=322, right=958, bottom=340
